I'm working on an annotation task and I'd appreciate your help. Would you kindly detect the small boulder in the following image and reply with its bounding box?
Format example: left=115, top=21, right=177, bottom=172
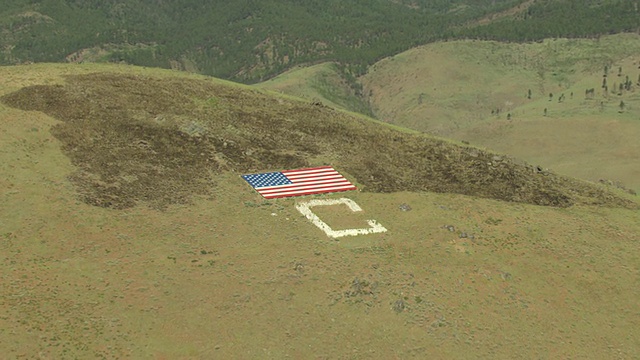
left=399, top=203, right=412, bottom=211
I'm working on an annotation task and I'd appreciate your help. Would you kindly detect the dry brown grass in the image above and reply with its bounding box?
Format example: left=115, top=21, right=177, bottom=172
left=1, top=64, right=640, bottom=359
left=1, top=72, right=636, bottom=210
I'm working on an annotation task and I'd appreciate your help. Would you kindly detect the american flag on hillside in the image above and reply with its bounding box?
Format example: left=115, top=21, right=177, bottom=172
left=242, top=166, right=357, bottom=199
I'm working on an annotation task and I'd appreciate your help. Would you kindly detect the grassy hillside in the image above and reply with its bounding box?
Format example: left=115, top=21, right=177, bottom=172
left=360, top=33, right=640, bottom=194
left=255, top=62, right=373, bottom=116
left=1, top=63, right=639, bottom=358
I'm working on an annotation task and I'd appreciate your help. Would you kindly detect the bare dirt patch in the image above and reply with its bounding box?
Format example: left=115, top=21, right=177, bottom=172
left=1, top=72, right=636, bottom=209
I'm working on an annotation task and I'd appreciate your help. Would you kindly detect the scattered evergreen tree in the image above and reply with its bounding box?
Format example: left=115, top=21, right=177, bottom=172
left=458, top=0, right=640, bottom=43
left=624, top=76, right=632, bottom=90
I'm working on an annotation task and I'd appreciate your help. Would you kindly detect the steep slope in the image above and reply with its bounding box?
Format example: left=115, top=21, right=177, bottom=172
left=360, top=33, right=640, bottom=193
left=1, top=64, right=638, bottom=359
left=1, top=65, right=634, bottom=210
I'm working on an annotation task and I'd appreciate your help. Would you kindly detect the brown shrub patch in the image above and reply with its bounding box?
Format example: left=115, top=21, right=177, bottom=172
left=1, top=72, right=636, bottom=210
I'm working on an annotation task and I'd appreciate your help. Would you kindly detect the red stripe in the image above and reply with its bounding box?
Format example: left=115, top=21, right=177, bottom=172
left=261, top=185, right=357, bottom=199
left=289, top=174, right=342, bottom=183
left=258, top=180, right=353, bottom=194
left=260, top=184, right=356, bottom=197
left=245, top=165, right=357, bottom=198
left=256, top=177, right=345, bottom=190
left=285, top=170, right=342, bottom=180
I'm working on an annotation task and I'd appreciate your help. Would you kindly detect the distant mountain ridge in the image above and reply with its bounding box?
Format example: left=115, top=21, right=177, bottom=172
left=2, top=0, right=637, bottom=83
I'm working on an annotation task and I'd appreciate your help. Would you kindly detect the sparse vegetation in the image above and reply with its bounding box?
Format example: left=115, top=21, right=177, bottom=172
left=1, top=62, right=639, bottom=360
left=2, top=70, right=635, bottom=209
left=360, top=33, right=640, bottom=194
left=1, top=1, right=639, bottom=356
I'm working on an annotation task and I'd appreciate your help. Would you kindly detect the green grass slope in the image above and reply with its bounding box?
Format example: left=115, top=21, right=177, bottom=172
left=1, top=63, right=639, bottom=359
left=255, top=62, right=373, bottom=116
left=360, top=33, right=640, bottom=194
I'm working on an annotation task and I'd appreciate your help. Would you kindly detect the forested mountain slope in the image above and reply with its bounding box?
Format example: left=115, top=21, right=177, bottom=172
left=1, top=0, right=638, bottom=83
left=461, top=0, right=640, bottom=41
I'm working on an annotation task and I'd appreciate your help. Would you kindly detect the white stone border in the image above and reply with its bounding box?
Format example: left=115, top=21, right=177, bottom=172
left=295, top=198, right=388, bottom=238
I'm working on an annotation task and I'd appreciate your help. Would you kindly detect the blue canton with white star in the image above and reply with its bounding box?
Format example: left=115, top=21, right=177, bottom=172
left=242, top=172, right=292, bottom=188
